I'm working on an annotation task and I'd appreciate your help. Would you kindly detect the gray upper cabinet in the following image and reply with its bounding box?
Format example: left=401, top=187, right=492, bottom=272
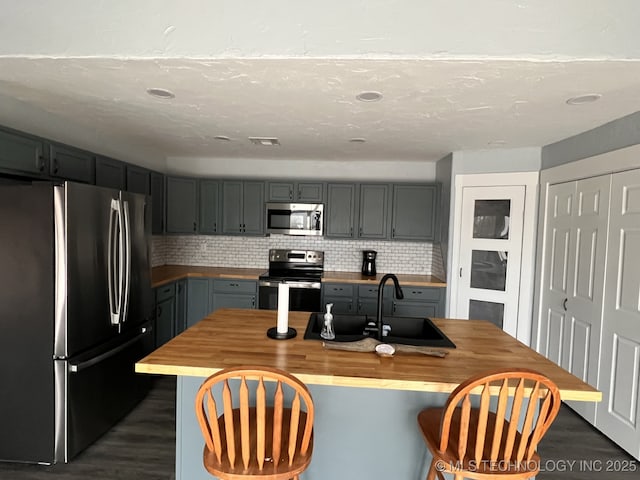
left=358, top=184, right=389, bottom=239
left=95, top=156, right=126, bottom=190
left=221, top=180, right=264, bottom=235
left=326, top=183, right=356, bottom=238
left=200, top=180, right=220, bottom=234
left=126, top=165, right=150, bottom=195
left=0, top=127, right=47, bottom=176
left=49, top=144, right=95, bottom=183
left=150, top=172, right=165, bottom=234
left=166, top=176, right=198, bottom=234
left=391, top=184, right=439, bottom=241
left=268, top=182, right=324, bottom=202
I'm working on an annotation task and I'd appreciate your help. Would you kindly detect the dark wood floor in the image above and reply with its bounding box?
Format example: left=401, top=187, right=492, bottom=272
left=0, top=377, right=637, bottom=479
left=0, top=376, right=176, bottom=480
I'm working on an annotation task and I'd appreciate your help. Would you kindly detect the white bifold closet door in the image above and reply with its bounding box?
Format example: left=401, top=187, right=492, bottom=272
left=538, top=175, right=610, bottom=423
left=597, top=169, right=640, bottom=459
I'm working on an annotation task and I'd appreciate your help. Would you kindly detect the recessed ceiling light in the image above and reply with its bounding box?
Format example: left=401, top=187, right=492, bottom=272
left=248, top=137, right=280, bottom=146
left=146, top=87, right=175, bottom=99
left=356, top=91, right=383, bottom=102
left=488, top=140, right=507, bottom=146
left=566, top=93, right=602, bottom=105
left=349, top=138, right=366, bottom=143
left=214, top=135, right=230, bottom=141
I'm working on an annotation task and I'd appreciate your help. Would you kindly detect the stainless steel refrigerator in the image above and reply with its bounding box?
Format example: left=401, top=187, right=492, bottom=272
left=0, top=181, right=154, bottom=464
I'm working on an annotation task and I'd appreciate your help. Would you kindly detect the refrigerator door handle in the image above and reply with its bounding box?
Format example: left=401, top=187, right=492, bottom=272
left=108, top=198, right=121, bottom=326
left=68, top=326, right=152, bottom=373
left=120, top=199, right=132, bottom=325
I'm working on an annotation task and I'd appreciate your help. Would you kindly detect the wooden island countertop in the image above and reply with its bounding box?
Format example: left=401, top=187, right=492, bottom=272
left=136, top=308, right=600, bottom=402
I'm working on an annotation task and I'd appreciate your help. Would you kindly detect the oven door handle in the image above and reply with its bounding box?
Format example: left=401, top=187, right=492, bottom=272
left=259, top=280, right=322, bottom=289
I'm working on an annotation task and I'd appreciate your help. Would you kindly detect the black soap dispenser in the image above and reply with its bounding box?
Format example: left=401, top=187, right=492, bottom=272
left=361, top=250, right=377, bottom=276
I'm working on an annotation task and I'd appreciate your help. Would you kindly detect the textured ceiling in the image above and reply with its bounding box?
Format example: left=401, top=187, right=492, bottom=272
left=1, top=1, right=640, bottom=175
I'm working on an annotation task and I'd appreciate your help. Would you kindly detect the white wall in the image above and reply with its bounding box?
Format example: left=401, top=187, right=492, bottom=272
left=166, top=156, right=436, bottom=180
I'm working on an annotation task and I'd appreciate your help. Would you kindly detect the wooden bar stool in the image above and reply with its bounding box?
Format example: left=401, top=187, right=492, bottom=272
left=417, top=368, right=561, bottom=480
left=195, top=366, right=314, bottom=480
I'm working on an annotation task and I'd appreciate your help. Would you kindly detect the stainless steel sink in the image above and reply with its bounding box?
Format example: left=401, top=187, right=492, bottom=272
left=303, top=313, right=456, bottom=348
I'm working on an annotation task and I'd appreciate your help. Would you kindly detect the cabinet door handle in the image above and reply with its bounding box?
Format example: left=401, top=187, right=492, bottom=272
left=349, top=227, right=353, bottom=237
left=38, top=155, right=45, bottom=172
left=298, top=190, right=301, bottom=198
left=392, top=228, right=395, bottom=238
left=359, top=227, right=363, bottom=236
left=213, top=222, right=217, bottom=232
left=53, top=158, right=59, bottom=174
left=563, top=298, right=568, bottom=311
left=157, top=306, right=162, bottom=316
left=193, top=222, right=197, bottom=232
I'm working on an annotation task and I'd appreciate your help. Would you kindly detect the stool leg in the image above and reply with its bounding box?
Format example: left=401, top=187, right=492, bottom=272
left=426, top=458, right=437, bottom=480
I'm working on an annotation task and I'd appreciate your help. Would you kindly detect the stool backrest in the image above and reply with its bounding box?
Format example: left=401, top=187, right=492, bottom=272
left=438, top=368, right=561, bottom=465
left=195, top=366, right=314, bottom=472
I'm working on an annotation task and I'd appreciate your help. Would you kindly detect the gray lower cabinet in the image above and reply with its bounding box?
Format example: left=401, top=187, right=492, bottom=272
left=211, top=279, right=257, bottom=310
left=268, top=182, right=324, bottom=202
left=186, top=278, right=212, bottom=328
left=200, top=180, right=220, bottom=234
left=95, top=156, right=126, bottom=190
left=391, top=184, right=439, bottom=241
left=325, top=184, right=356, bottom=238
left=357, top=284, right=392, bottom=316
left=185, top=277, right=257, bottom=328
left=221, top=181, right=264, bottom=235
left=126, top=165, right=150, bottom=195
left=392, top=286, right=445, bottom=318
left=0, top=127, right=47, bottom=176
left=322, top=283, right=355, bottom=314
left=49, top=144, right=94, bottom=183
left=155, top=283, right=177, bottom=348
left=323, top=282, right=444, bottom=318
left=175, top=279, right=187, bottom=335
left=166, top=176, right=198, bottom=234
left=150, top=172, right=165, bottom=234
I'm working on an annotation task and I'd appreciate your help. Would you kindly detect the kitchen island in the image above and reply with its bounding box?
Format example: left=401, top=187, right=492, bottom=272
left=136, top=308, right=600, bottom=480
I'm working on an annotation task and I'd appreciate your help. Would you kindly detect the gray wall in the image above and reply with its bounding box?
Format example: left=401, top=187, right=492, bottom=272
left=435, top=153, right=452, bottom=277
left=542, top=110, right=640, bottom=168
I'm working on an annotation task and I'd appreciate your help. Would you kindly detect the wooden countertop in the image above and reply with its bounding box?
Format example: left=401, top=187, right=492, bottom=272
left=322, top=271, right=445, bottom=286
left=152, top=265, right=446, bottom=288
left=152, top=265, right=267, bottom=287
left=135, top=308, right=600, bottom=402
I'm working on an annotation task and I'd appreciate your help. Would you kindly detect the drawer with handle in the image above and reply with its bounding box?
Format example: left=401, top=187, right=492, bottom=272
left=213, top=279, right=257, bottom=294
left=156, top=283, right=176, bottom=302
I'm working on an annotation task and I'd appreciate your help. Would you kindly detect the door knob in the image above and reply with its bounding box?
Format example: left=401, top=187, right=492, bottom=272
left=563, top=298, right=568, bottom=311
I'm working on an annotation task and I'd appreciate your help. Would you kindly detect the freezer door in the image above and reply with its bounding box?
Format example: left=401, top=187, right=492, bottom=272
left=119, top=191, right=153, bottom=331
left=55, top=182, right=123, bottom=358
left=57, top=324, right=154, bottom=462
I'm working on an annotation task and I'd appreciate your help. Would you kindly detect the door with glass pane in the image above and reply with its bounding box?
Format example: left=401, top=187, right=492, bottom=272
left=456, top=186, right=525, bottom=337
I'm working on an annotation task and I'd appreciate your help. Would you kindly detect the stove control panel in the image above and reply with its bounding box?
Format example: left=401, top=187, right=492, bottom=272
left=269, top=249, right=324, bottom=265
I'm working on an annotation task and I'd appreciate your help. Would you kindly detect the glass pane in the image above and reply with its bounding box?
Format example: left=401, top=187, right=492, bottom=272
left=473, top=199, right=511, bottom=239
left=470, top=250, right=507, bottom=291
left=469, top=300, right=504, bottom=329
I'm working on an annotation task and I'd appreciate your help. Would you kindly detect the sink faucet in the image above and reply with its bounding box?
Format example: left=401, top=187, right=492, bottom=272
left=376, top=274, right=404, bottom=340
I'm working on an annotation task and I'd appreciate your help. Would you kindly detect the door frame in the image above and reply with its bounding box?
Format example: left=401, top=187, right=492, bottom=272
left=532, top=144, right=640, bottom=353
left=449, top=172, right=539, bottom=345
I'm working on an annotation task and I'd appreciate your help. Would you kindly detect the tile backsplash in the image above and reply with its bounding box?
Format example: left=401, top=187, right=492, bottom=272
left=152, top=235, right=445, bottom=279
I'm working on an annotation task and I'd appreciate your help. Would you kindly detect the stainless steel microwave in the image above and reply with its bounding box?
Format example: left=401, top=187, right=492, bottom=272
left=265, top=203, right=324, bottom=236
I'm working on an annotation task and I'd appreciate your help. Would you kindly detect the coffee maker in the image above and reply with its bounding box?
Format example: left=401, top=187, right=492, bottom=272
left=361, top=250, right=377, bottom=276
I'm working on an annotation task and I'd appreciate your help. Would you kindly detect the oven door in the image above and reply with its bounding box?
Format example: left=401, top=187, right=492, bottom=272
left=258, top=280, right=322, bottom=312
